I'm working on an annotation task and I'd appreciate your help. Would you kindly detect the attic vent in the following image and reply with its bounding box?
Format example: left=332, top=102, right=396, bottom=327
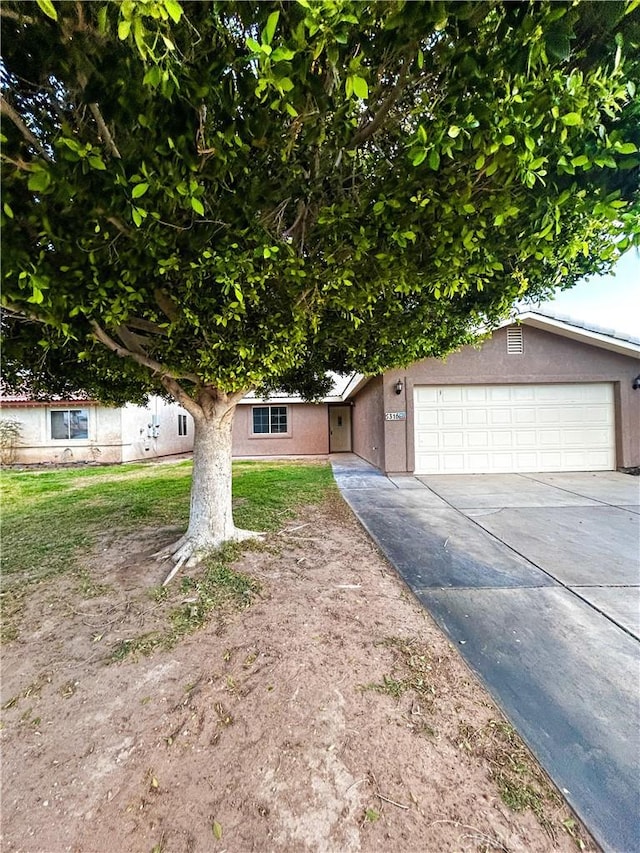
left=507, top=327, right=524, bottom=354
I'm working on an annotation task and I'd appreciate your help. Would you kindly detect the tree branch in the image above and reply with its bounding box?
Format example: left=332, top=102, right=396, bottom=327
left=0, top=94, right=53, bottom=163
left=1, top=300, right=49, bottom=324
left=0, top=152, right=34, bottom=171
left=89, top=103, right=122, bottom=159
left=90, top=320, right=199, bottom=383
left=126, top=316, right=169, bottom=336
left=115, top=324, right=149, bottom=355
left=105, top=215, right=132, bottom=237
left=154, top=289, right=181, bottom=322
left=196, top=385, right=250, bottom=421
left=76, top=71, right=121, bottom=159
left=346, top=56, right=411, bottom=151
left=0, top=8, right=35, bottom=24
left=161, top=375, right=203, bottom=420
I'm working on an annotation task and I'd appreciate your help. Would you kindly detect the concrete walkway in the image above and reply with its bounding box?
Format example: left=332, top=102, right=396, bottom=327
left=331, top=455, right=640, bottom=853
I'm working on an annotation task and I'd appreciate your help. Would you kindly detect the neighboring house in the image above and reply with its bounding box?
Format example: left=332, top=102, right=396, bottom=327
left=3, top=311, right=639, bottom=472
left=0, top=394, right=194, bottom=464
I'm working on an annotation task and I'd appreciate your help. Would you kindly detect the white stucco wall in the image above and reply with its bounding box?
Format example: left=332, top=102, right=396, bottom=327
left=1, top=396, right=193, bottom=465
left=120, top=397, right=193, bottom=462
left=0, top=403, right=122, bottom=464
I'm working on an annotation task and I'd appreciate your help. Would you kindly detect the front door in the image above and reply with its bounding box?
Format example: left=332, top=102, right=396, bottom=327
left=329, top=406, right=352, bottom=452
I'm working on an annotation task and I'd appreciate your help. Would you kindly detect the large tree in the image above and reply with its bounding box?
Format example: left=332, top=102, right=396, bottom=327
left=2, top=0, right=639, bottom=567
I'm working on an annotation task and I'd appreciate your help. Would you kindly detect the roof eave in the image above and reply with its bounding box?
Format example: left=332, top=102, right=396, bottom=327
left=514, top=312, right=640, bottom=358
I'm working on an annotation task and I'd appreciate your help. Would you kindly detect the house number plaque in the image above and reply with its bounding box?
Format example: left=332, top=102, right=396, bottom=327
left=385, top=411, right=406, bottom=421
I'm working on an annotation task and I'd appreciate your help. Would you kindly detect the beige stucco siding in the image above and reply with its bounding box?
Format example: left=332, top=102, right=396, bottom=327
left=381, top=325, right=640, bottom=473
left=0, top=403, right=124, bottom=464
left=233, top=403, right=329, bottom=456
left=1, top=396, right=194, bottom=465
left=352, top=376, right=386, bottom=470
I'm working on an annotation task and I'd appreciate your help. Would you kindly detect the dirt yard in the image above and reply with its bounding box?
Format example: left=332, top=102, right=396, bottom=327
left=1, top=493, right=595, bottom=853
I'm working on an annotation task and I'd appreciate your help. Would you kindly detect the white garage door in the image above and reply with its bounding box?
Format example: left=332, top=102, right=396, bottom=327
left=414, top=383, right=615, bottom=474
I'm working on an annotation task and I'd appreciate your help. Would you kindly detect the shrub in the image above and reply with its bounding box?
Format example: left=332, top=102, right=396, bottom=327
left=0, top=418, right=22, bottom=465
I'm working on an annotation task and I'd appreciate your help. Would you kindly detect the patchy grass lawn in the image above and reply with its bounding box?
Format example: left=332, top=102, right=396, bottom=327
left=0, top=460, right=595, bottom=853
left=0, top=459, right=334, bottom=644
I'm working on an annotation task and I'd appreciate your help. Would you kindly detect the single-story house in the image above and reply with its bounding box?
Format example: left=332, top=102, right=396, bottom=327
left=0, top=394, right=193, bottom=465
left=236, top=310, right=640, bottom=474
left=2, top=311, right=639, bottom=472
left=352, top=312, right=640, bottom=475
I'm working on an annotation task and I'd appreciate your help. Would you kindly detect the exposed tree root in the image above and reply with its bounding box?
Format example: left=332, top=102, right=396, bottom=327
left=158, top=528, right=263, bottom=585
left=153, top=535, right=188, bottom=560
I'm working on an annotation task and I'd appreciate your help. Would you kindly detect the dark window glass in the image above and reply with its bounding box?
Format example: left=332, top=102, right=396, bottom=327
left=253, top=407, right=270, bottom=434
left=270, top=406, right=288, bottom=433
left=51, top=409, right=88, bottom=440
left=253, top=406, right=287, bottom=434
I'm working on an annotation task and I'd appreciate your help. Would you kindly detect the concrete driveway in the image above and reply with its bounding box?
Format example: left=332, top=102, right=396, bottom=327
left=332, top=456, right=640, bottom=853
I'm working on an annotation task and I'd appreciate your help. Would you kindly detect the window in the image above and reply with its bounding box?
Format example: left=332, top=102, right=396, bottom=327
left=178, top=414, right=188, bottom=436
left=50, top=409, right=89, bottom=440
left=507, top=327, right=524, bottom=354
left=252, top=406, right=288, bottom=435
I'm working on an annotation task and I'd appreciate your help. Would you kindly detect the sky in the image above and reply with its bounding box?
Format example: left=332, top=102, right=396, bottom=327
left=534, top=248, right=640, bottom=338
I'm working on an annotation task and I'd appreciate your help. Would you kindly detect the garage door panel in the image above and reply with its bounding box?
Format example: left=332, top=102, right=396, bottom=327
left=539, top=451, right=563, bottom=469
left=414, top=383, right=614, bottom=474
left=489, top=409, right=512, bottom=425
left=514, top=430, right=537, bottom=447
left=443, top=433, right=464, bottom=449
left=415, top=387, right=438, bottom=405
left=442, top=410, right=463, bottom=426
left=512, top=387, right=535, bottom=401
left=441, top=388, right=463, bottom=403
left=416, top=409, right=438, bottom=427
left=515, top=452, right=539, bottom=469
left=587, top=451, right=613, bottom=467
left=538, top=409, right=566, bottom=424
left=586, top=406, right=610, bottom=423
left=442, top=453, right=465, bottom=471
left=416, top=430, right=438, bottom=450
left=492, top=432, right=514, bottom=448
left=539, top=430, right=562, bottom=446
left=467, top=410, right=488, bottom=425
left=488, top=387, right=511, bottom=402
left=514, top=408, right=537, bottom=424
left=468, top=432, right=490, bottom=448
left=467, top=388, right=488, bottom=402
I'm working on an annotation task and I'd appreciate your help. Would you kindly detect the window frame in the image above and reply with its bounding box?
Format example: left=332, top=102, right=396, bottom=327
left=178, top=413, right=188, bottom=436
left=250, top=405, right=290, bottom=438
left=49, top=407, right=90, bottom=441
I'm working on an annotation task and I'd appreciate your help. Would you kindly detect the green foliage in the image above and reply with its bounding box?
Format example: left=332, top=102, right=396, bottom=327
left=1, top=1, right=638, bottom=402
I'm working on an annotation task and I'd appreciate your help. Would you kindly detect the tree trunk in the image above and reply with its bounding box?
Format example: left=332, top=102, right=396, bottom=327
left=159, top=395, right=259, bottom=570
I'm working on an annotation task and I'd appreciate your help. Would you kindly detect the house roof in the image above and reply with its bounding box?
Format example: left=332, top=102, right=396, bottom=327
left=509, top=310, right=640, bottom=358
left=239, top=371, right=365, bottom=405
left=0, top=388, right=97, bottom=407
left=337, top=309, right=640, bottom=402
